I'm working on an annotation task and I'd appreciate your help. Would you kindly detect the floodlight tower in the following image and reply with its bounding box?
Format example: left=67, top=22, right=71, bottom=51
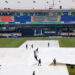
left=45, top=0, right=52, bottom=9
left=5, top=1, right=8, bottom=9
left=53, top=0, right=55, bottom=7
left=33, top=1, right=36, bottom=9
left=59, top=0, right=62, bottom=9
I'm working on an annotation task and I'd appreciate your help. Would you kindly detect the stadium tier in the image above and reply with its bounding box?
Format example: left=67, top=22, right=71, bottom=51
left=0, top=16, right=75, bottom=24
left=1, top=16, right=12, bottom=22
left=0, top=9, right=75, bottom=37
left=14, top=16, right=31, bottom=23
left=61, top=15, right=75, bottom=21
left=0, top=16, right=59, bottom=24
left=0, top=10, right=75, bottom=24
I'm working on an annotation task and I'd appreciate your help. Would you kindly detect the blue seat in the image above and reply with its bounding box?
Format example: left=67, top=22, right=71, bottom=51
left=63, top=12, right=68, bottom=16
left=14, top=16, right=31, bottom=23
left=9, top=22, right=15, bottom=24
left=61, top=15, right=75, bottom=22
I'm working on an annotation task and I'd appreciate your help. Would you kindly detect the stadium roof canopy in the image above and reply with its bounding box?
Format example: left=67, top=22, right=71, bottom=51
left=0, top=9, right=75, bottom=11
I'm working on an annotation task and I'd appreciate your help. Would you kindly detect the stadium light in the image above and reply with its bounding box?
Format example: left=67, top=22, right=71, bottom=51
left=46, top=1, right=49, bottom=4
left=53, top=0, right=54, bottom=7
left=33, top=1, right=36, bottom=3
left=59, top=0, right=61, bottom=3
left=5, top=1, right=8, bottom=3
left=18, top=1, right=21, bottom=4
left=33, top=1, right=36, bottom=9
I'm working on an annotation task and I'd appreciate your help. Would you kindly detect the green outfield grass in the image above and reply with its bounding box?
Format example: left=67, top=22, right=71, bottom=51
left=0, top=37, right=75, bottom=75
left=0, top=38, right=75, bottom=47
left=67, top=65, right=75, bottom=75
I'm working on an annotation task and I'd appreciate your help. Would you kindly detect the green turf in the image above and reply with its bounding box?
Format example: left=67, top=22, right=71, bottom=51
left=67, top=65, right=75, bottom=75
left=0, top=38, right=75, bottom=47
left=0, top=38, right=26, bottom=48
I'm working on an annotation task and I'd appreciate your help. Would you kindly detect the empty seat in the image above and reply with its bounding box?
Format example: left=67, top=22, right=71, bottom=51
left=33, top=16, right=58, bottom=22
left=46, top=16, right=58, bottom=21
left=8, top=22, right=15, bottom=24
left=33, top=16, right=45, bottom=22
left=1, top=16, right=12, bottom=22
left=14, top=16, right=31, bottom=23
left=61, top=15, right=75, bottom=22
left=11, top=16, right=14, bottom=22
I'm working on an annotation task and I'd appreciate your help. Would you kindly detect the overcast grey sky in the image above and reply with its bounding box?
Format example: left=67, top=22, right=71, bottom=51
left=0, top=0, right=75, bottom=9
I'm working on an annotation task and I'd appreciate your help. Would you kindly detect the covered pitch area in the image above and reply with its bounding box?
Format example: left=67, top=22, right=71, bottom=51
left=0, top=40, right=75, bottom=75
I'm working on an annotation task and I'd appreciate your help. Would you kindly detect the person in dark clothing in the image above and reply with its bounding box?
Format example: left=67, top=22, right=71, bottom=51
left=34, top=51, right=36, bottom=55
left=53, top=58, right=56, bottom=66
left=34, top=55, right=38, bottom=60
left=38, top=59, right=41, bottom=66
left=34, top=50, right=38, bottom=61
left=26, top=44, right=28, bottom=49
left=31, top=44, right=33, bottom=48
left=36, top=48, right=38, bottom=52
left=48, top=42, right=50, bottom=47
left=32, top=71, right=35, bottom=75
